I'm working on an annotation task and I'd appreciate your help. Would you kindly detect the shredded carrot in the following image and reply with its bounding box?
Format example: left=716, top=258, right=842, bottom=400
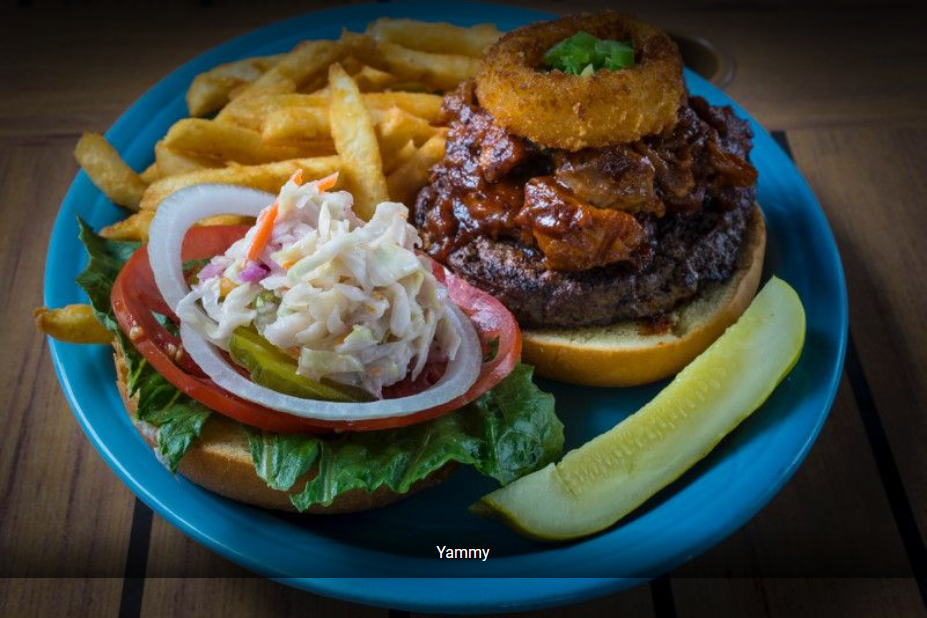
left=245, top=170, right=338, bottom=263
left=315, top=171, right=339, bottom=192
left=246, top=170, right=304, bottom=262
left=246, top=201, right=279, bottom=261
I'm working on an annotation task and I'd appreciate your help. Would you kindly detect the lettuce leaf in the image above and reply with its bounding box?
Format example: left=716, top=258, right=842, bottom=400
left=75, top=220, right=138, bottom=331
left=76, top=219, right=210, bottom=471
left=76, top=220, right=564, bottom=508
left=246, top=364, right=562, bottom=511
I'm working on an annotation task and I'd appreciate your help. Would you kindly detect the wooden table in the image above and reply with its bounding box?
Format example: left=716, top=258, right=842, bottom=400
left=3, top=0, right=926, bottom=615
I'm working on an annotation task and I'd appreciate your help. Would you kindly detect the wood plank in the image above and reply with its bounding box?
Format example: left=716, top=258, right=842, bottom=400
left=2, top=2, right=925, bottom=137
left=140, top=578, right=387, bottom=618
left=672, top=578, right=923, bottom=618
left=0, top=139, right=136, bottom=576
left=673, top=379, right=912, bottom=578
left=0, top=2, right=345, bottom=137
left=0, top=578, right=124, bottom=617
left=788, top=126, right=927, bottom=543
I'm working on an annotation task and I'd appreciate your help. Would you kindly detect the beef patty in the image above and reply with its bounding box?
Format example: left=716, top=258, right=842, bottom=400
left=413, top=81, right=758, bottom=329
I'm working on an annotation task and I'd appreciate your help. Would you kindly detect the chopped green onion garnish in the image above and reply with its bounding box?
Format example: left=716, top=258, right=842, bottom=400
left=543, top=31, right=635, bottom=75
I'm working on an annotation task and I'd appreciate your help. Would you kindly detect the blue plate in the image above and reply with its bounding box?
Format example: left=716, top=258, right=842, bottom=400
left=43, top=1, right=847, bottom=613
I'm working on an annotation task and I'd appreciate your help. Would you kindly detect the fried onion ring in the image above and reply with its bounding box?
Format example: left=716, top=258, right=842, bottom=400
left=476, top=13, right=685, bottom=150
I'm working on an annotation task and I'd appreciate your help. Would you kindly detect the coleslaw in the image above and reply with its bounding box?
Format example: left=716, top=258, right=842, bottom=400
left=176, top=174, right=460, bottom=397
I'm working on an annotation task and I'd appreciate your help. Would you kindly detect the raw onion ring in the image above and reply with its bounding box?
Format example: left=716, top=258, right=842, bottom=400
left=180, top=304, right=481, bottom=421
left=475, top=12, right=685, bottom=150
left=148, top=183, right=483, bottom=421
left=148, top=184, right=271, bottom=315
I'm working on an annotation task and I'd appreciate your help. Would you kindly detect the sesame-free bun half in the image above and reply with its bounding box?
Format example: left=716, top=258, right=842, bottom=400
left=522, top=204, right=766, bottom=387
left=113, top=343, right=453, bottom=513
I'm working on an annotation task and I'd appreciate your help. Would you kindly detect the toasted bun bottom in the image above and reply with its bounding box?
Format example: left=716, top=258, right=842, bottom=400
left=113, top=344, right=454, bottom=513
left=522, top=204, right=767, bottom=387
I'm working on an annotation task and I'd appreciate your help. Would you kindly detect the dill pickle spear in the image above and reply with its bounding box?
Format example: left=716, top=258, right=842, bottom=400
left=471, top=277, right=806, bottom=541
left=228, top=327, right=369, bottom=403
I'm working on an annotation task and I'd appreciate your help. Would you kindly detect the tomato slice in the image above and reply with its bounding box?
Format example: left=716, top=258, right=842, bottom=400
left=111, top=225, right=521, bottom=433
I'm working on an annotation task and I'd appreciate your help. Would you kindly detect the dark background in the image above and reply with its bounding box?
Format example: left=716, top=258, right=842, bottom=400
left=2, top=0, right=926, bottom=615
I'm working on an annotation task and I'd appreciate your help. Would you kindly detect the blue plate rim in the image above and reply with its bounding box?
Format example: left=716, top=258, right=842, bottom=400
left=42, top=1, right=848, bottom=612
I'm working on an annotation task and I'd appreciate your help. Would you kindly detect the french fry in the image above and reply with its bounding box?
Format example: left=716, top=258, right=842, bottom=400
left=378, top=42, right=482, bottom=92
left=140, top=162, right=161, bottom=184
left=263, top=107, right=393, bottom=144
left=297, top=74, right=330, bottom=95
left=337, top=30, right=387, bottom=73
left=261, top=107, right=330, bottom=142
left=227, top=78, right=296, bottom=104
left=218, top=91, right=442, bottom=134
left=383, top=139, right=417, bottom=175
left=186, top=54, right=284, bottom=116
left=74, top=133, right=148, bottom=211
left=162, top=118, right=334, bottom=165
left=216, top=90, right=312, bottom=130
left=341, top=56, right=365, bottom=75
left=100, top=211, right=253, bottom=243
left=155, top=140, right=218, bottom=176
left=352, top=65, right=399, bottom=92
left=201, top=214, right=257, bottom=227
left=376, top=108, right=447, bottom=174
left=363, top=92, right=444, bottom=121
left=327, top=63, right=389, bottom=220
left=376, top=107, right=446, bottom=152
left=100, top=210, right=155, bottom=242
left=258, top=92, right=443, bottom=144
left=238, top=38, right=351, bottom=97
left=387, top=133, right=446, bottom=205
left=215, top=99, right=264, bottom=130
left=368, top=18, right=500, bottom=57
left=330, top=61, right=409, bottom=93
left=374, top=80, right=431, bottom=93
left=34, top=305, right=112, bottom=345
left=140, top=156, right=342, bottom=210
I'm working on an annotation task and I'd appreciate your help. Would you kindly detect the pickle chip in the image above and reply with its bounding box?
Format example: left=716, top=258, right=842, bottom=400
left=229, top=327, right=366, bottom=403
left=471, top=276, right=806, bottom=541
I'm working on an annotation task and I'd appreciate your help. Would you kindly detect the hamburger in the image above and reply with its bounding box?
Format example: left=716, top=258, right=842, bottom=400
left=413, top=13, right=765, bottom=386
